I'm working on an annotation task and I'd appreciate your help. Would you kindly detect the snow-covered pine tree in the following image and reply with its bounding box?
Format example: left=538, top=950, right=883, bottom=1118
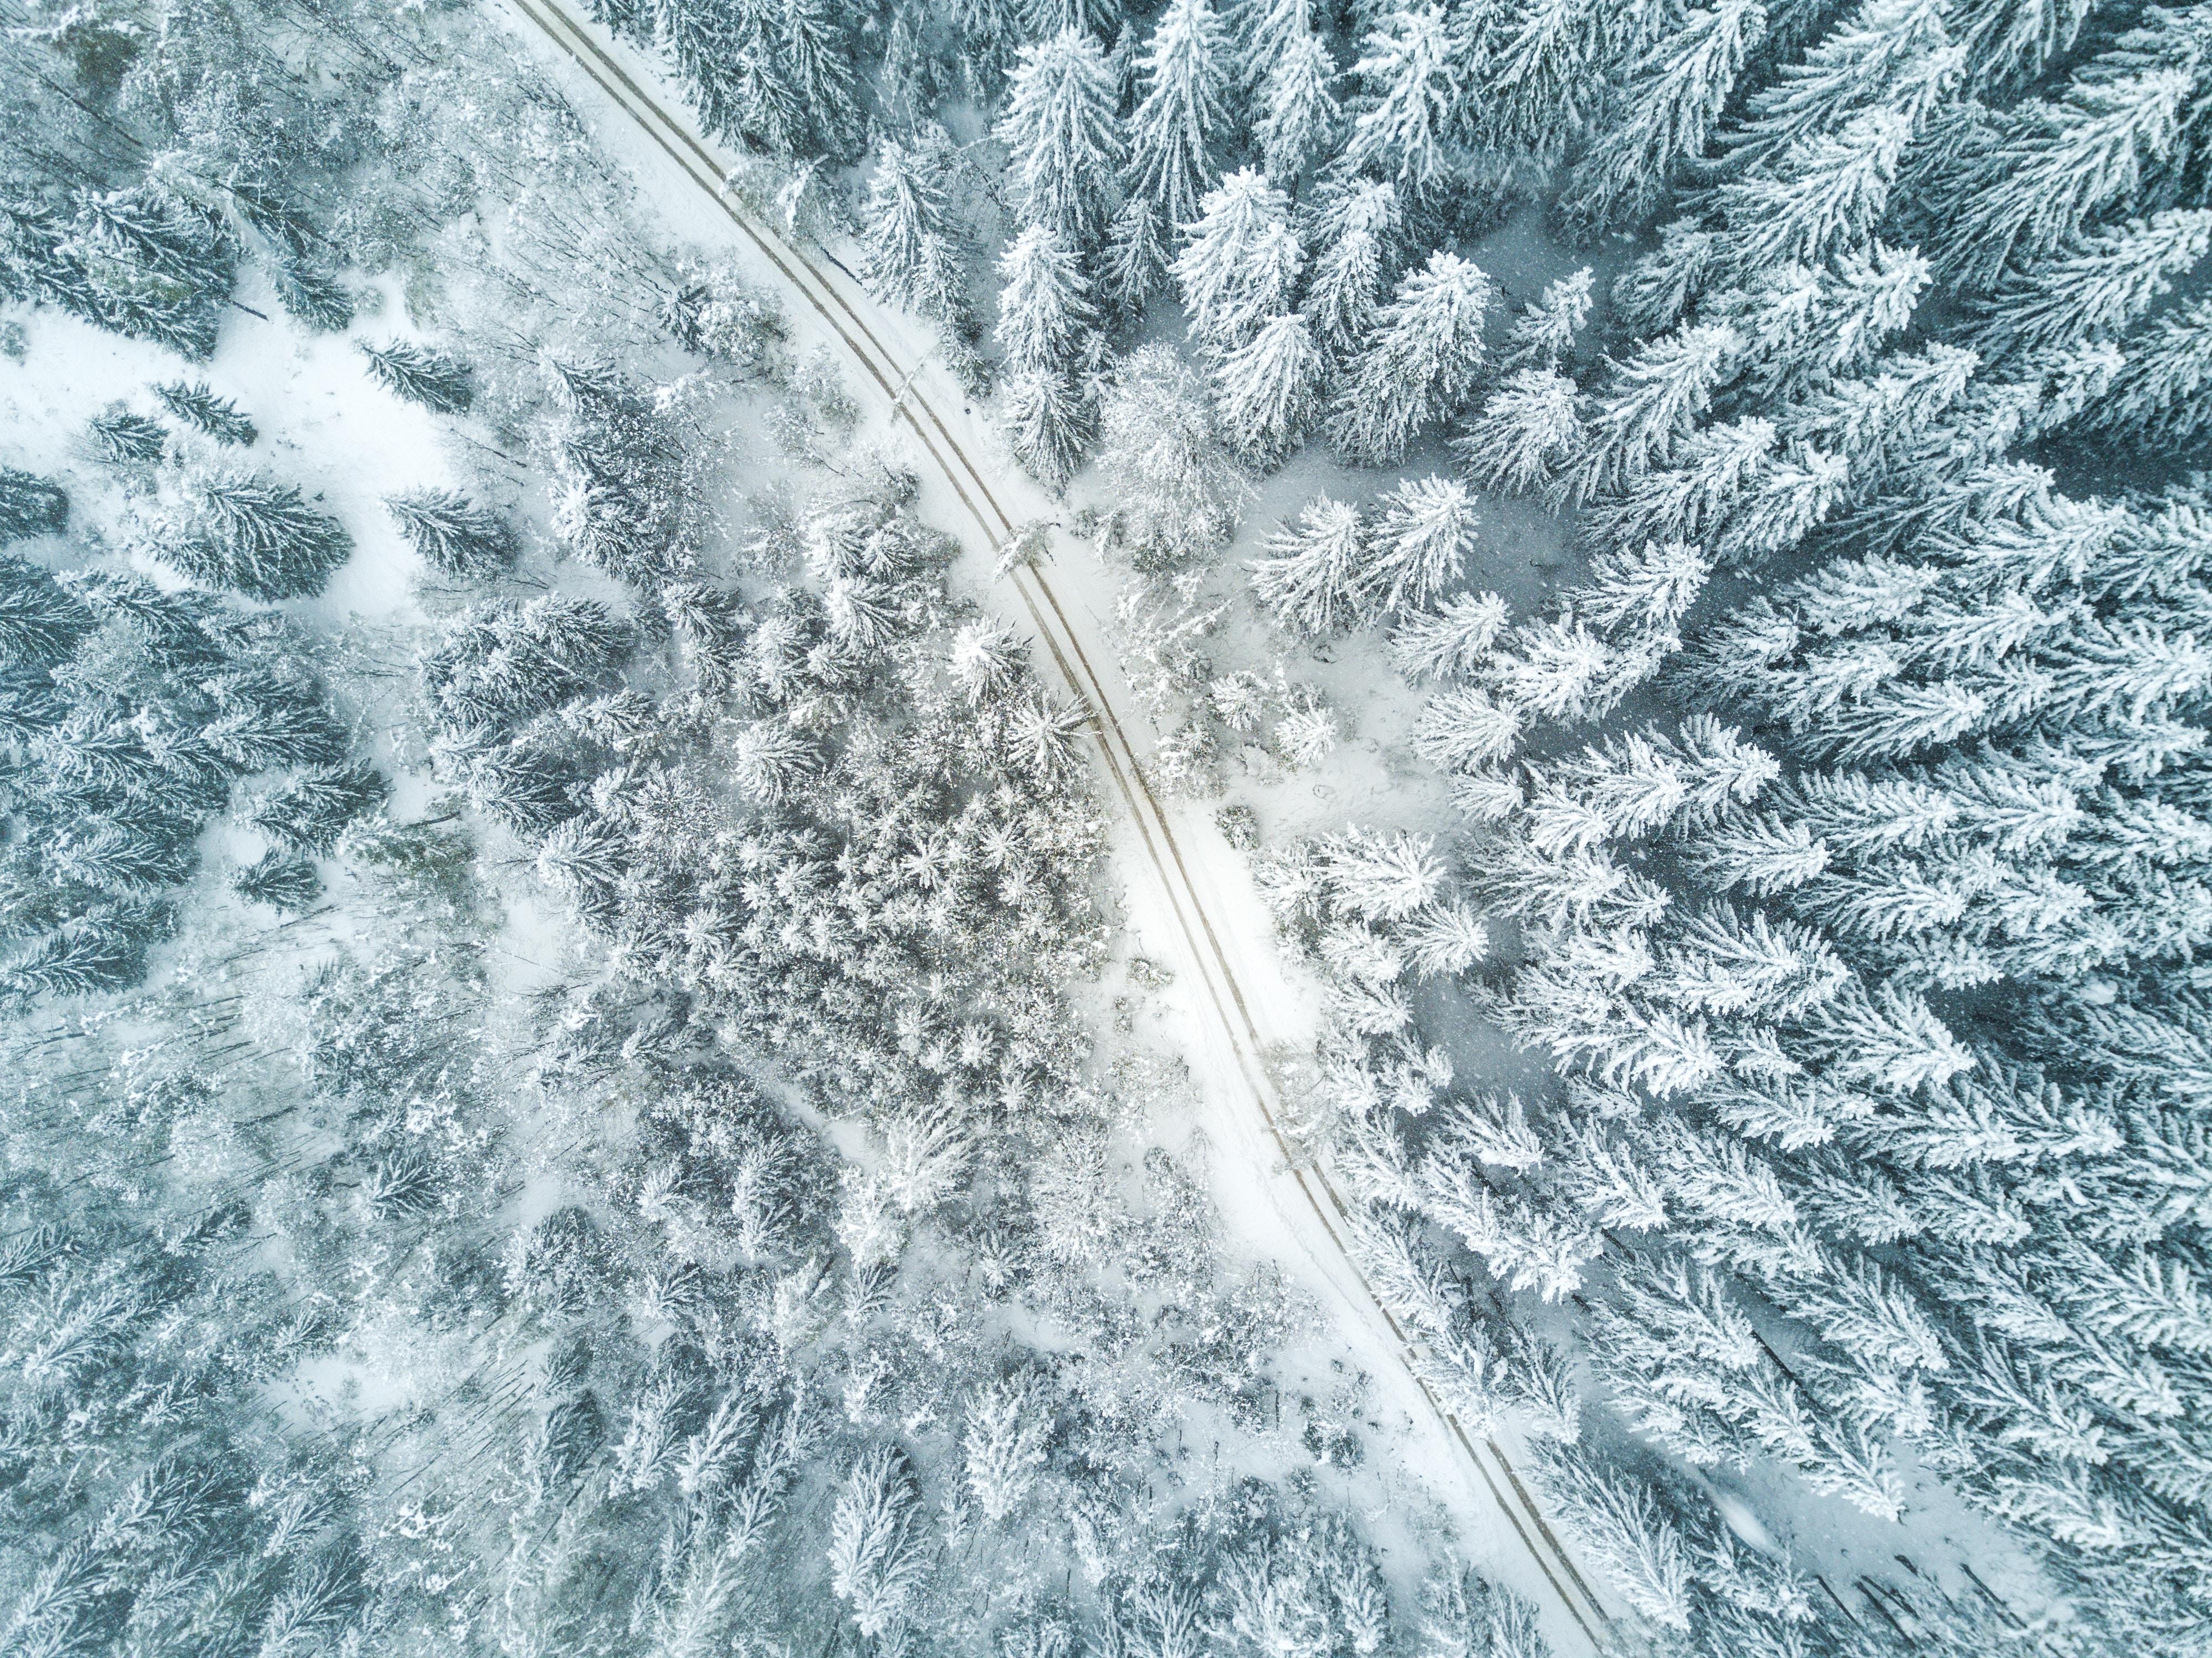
left=1456, top=369, right=1584, bottom=496
left=161, top=468, right=353, bottom=600
left=1212, top=310, right=1323, bottom=462
left=1499, top=267, right=1595, bottom=374
left=996, top=224, right=1095, bottom=374
left=1559, top=0, right=1767, bottom=234
left=1173, top=169, right=1301, bottom=355
left=1255, top=26, right=1341, bottom=183
left=1328, top=250, right=1492, bottom=466
left=1299, top=179, right=1401, bottom=361
left=154, top=380, right=256, bottom=445
left=1963, top=209, right=2212, bottom=367
left=0, top=467, right=68, bottom=545
left=1343, top=3, right=1461, bottom=196
left=1249, top=495, right=1364, bottom=634
left=1125, top=0, right=1232, bottom=233
left=1719, top=0, right=1959, bottom=171
left=1359, top=476, right=1477, bottom=617
left=2075, top=291, right=2212, bottom=447
left=859, top=125, right=966, bottom=321
left=1706, top=108, right=1912, bottom=278
left=1560, top=323, right=1740, bottom=502
left=997, top=28, right=1124, bottom=251
left=87, top=406, right=167, bottom=463
left=1000, top=364, right=1095, bottom=487
left=385, top=490, right=519, bottom=577
left=358, top=340, right=473, bottom=414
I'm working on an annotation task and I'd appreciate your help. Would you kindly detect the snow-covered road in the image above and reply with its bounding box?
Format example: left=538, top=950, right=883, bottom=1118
left=499, top=2, right=1610, bottom=1642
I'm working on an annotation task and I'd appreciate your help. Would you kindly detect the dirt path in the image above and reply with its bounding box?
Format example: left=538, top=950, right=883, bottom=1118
left=499, top=2, right=1611, bottom=1641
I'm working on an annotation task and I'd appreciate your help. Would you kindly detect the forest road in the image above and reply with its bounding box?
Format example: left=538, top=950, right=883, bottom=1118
left=501, top=1, right=1612, bottom=1644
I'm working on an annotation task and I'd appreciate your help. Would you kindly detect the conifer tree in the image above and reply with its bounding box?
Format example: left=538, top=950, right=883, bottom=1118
left=1300, top=180, right=1401, bottom=360
left=155, top=380, right=257, bottom=446
left=1965, top=209, right=2212, bottom=366
left=997, top=226, right=1095, bottom=375
left=1249, top=495, right=1364, bottom=634
left=385, top=490, right=518, bottom=577
left=997, top=28, right=1125, bottom=250
left=1456, top=369, right=1584, bottom=497
left=1001, top=365, right=1094, bottom=487
left=155, top=468, right=351, bottom=601
left=1560, top=0, right=1767, bottom=233
left=1708, top=108, right=1911, bottom=276
left=1344, top=4, right=1461, bottom=195
left=1561, top=323, right=1740, bottom=501
left=859, top=126, right=966, bottom=322
left=0, top=466, right=69, bottom=545
left=1125, top=0, right=1232, bottom=232
left=1499, top=267, right=1595, bottom=374
left=2078, top=291, right=2212, bottom=447
left=1256, top=28, right=1340, bottom=183
left=1212, top=311, right=1323, bottom=462
left=87, top=406, right=167, bottom=463
left=1328, top=250, right=1492, bottom=466
left=1100, top=195, right=1170, bottom=318
left=1360, top=476, right=1477, bottom=617
left=358, top=340, right=474, bottom=415
left=1174, top=170, right=1301, bottom=354
left=1722, top=0, right=1959, bottom=169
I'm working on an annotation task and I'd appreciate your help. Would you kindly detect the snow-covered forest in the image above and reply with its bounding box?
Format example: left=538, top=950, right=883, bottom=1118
left=3, top=0, right=2210, bottom=1653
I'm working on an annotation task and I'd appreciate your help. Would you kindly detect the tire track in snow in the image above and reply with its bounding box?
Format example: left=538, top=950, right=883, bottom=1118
left=500, top=1, right=1611, bottom=1640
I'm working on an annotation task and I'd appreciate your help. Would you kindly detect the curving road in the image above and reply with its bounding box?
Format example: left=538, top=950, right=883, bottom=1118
left=500, top=1, right=1611, bottom=1644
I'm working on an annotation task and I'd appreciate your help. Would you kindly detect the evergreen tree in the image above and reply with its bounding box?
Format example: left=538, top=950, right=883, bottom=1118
left=1499, top=267, right=1595, bottom=374
left=1255, top=27, right=1340, bottom=183
left=1096, top=344, right=1251, bottom=564
left=1174, top=170, right=1302, bottom=354
left=358, top=340, right=474, bottom=414
left=1100, top=195, right=1171, bottom=318
left=1917, top=58, right=2196, bottom=291
left=1560, top=0, right=1768, bottom=234
left=1344, top=3, right=1462, bottom=196
left=859, top=126, right=966, bottom=321
left=1965, top=209, right=2212, bottom=366
left=1000, top=365, right=1094, bottom=487
left=159, top=469, right=353, bottom=600
left=1328, top=250, right=1493, bottom=466
left=1707, top=108, right=1911, bottom=277
left=87, top=405, right=167, bottom=463
left=1125, top=0, right=1232, bottom=232
left=1212, top=311, right=1324, bottom=462
left=1562, top=323, right=1740, bottom=502
left=0, top=466, right=69, bottom=545
left=997, top=29, right=1125, bottom=250
left=996, top=225, right=1095, bottom=373
left=2078, top=291, right=2212, bottom=447
left=1360, top=476, right=1477, bottom=616
left=154, top=380, right=257, bottom=446
left=1722, top=0, right=1959, bottom=170
left=1250, top=495, right=1364, bottom=634
left=1300, top=180, right=1401, bottom=360
left=232, top=847, right=322, bottom=910
left=1456, top=369, right=1584, bottom=496
left=385, top=489, right=519, bottom=577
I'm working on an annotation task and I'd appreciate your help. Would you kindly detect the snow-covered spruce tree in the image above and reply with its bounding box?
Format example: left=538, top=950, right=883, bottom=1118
left=0, top=465, right=69, bottom=545
left=540, top=355, right=699, bottom=586
left=1172, top=168, right=1300, bottom=356
left=1455, top=369, right=1584, bottom=497
left=2, top=184, right=235, bottom=359
left=996, top=224, right=1095, bottom=375
left=1557, top=0, right=1766, bottom=236
left=1248, top=495, right=1364, bottom=636
left=1343, top=3, right=1461, bottom=197
left=1358, top=475, right=1477, bottom=618
left=88, top=406, right=168, bottom=463
left=996, top=27, right=1124, bottom=252
left=1327, top=249, right=1492, bottom=467
left=1299, top=178, right=1402, bottom=362
left=1124, top=0, right=1232, bottom=234
left=860, top=124, right=967, bottom=323
left=1255, top=25, right=1340, bottom=184
left=1211, top=310, right=1324, bottom=464
left=384, top=489, right=519, bottom=577
left=358, top=339, right=473, bottom=413
left=154, top=379, right=257, bottom=445
left=155, top=466, right=354, bottom=600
